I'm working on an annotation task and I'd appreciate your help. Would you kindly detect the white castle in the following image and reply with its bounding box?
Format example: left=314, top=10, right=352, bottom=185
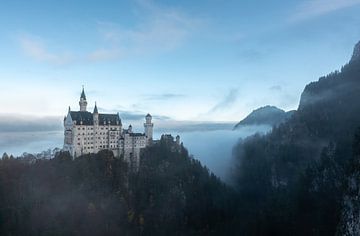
left=63, top=88, right=154, bottom=167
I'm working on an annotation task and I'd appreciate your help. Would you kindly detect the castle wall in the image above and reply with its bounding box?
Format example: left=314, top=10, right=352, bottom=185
left=72, top=124, right=122, bottom=157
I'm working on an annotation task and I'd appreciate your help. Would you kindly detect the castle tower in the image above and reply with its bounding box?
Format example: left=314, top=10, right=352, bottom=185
left=144, top=113, right=154, bottom=144
left=79, top=86, right=88, bottom=111
left=63, top=106, right=74, bottom=156
left=93, top=102, right=99, bottom=153
left=93, top=102, right=99, bottom=125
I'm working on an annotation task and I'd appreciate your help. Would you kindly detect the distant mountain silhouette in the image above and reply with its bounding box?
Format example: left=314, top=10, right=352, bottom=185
left=234, top=106, right=294, bottom=129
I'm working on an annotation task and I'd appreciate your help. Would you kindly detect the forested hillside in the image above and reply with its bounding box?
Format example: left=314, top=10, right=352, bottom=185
left=233, top=41, right=360, bottom=235
left=0, top=136, right=237, bottom=235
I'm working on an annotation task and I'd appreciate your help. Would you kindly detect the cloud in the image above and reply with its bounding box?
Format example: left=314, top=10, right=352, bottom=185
left=87, top=48, right=123, bottom=62
left=19, top=36, right=74, bottom=65
left=269, top=85, right=282, bottom=91
left=18, top=1, right=200, bottom=64
left=155, top=120, right=236, bottom=133
left=208, top=89, right=239, bottom=113
left=143, top=93, right=185, bottom=101
left=0, top=114, right=62, bottom=132
left=119, top=110, right=170, bottom=121
left=88, top=0, right=200, bottom=61
left=96, top=107, right=171, bottom=121
left=237, top=49, right=265, bottom=63
left=291, top=0, right=360, bottom=22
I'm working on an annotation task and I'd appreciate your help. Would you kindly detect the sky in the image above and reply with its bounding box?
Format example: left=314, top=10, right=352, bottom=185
left=1, top=0, right=360, bottom=123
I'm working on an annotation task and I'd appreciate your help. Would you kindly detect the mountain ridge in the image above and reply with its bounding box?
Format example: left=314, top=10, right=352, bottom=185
left=233, top=39, right=360, bottom=234
left=234, top=105, right=295, bottom=130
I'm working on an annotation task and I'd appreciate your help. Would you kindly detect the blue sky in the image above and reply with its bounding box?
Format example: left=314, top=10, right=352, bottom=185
left=1, top=0, right=360, bottom=122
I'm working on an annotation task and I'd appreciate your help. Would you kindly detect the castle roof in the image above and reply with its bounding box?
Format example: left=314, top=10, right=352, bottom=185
left=80, top=88, right=86, bottom=100
left=93, top=103, right=98, bottom=114
left=70, top=111, right=121, bottom=126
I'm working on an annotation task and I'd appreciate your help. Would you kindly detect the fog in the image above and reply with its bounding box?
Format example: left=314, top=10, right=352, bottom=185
left=0, top=114, right=62, bottom=132
left=155, top=125, right=271, bottom=183
left=0, top=131, right=63, bottom=156
left=0, top=125, right=271, bottom=182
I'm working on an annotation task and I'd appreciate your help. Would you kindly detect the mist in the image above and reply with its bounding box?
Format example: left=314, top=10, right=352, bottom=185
left=165, top=125, right=272, bottom=183
left=0, top=121, right=271, bottom=182
left=0, top=114, right=62, bottom=132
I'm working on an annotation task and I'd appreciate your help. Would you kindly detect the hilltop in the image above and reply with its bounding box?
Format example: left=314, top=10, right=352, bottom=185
left=234, top=105, right=294, bottom=129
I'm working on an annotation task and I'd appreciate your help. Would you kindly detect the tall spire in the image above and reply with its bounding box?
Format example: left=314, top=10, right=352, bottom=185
left=79, top=86, right=88, bottom=112
left=93, top=102, right=98, bottom=114
left=93, top=102, right=99, bottom=126
left=80, top=85, right=86, bottom=100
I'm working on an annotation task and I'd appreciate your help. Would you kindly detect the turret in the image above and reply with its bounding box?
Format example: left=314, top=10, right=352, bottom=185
left=128, top=124, right=133, bottom=133
left=64, top=106, right=73, bottom=128
left=93, top=102, right=99, bottom=126
left=79, top=86, right=88, bottom=111
left=144, top=113, right=154, bottom=144
left=63, top=106, right=74, bottom=156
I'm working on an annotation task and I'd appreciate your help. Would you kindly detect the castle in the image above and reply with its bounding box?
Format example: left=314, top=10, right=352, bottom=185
left=63, top=88, right=153, bottom=167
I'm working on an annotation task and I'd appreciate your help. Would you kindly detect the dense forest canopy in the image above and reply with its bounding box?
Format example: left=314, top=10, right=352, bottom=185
left=0, top=136, right=238, bottom=235
left=232, top=42, right=360, bottom=235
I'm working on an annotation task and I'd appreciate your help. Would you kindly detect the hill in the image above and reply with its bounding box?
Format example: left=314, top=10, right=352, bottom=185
left=0, top=135, right=237, bottom=235
left=233, top=40, right=360, bottom=234
left=233, top=105, right=294, bottom=129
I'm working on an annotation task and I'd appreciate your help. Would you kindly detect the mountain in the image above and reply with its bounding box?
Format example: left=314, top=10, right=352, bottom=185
left=233, top=40, right=360, bottom=235
left=233, top=105, right=295, bottom=129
